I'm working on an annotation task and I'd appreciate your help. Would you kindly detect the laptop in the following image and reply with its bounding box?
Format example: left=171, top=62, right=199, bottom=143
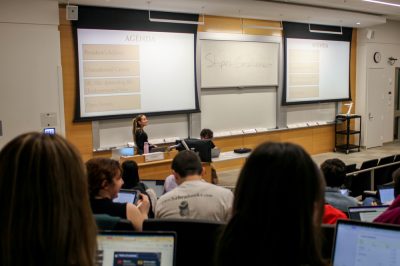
left=112, top=190, right=138, bottom=205
left=348, top=205, right=388, bottom=222
left=332, top=220, right=400, bottom=266
left=97, top=231, right=177, bottom=266
left=378, top=184, right=395, bottom=205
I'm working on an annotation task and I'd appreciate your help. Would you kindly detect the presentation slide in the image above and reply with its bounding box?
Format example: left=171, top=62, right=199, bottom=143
left=77, top=29, right=196, bottom=118
left=285, top=38, right=350, bottom=104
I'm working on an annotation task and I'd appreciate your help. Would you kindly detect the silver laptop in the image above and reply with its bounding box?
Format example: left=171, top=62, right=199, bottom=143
left=97, top=231, right=176, bottom=266
left=332, top=220, right=400, bottom=266
left=348, top=205, right=388, bottom=222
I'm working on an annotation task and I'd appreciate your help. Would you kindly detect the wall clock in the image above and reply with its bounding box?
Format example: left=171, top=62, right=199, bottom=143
left=373, top=52, right=381, bottom=63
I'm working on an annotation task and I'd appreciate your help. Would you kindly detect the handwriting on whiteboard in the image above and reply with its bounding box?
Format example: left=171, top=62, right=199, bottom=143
left=204, top=53, right=273, bottom=71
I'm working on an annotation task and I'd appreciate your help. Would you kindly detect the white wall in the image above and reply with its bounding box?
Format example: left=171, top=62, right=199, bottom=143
left=356, top=20, right=400, bottom=147
left=0, top=1, right=63, bottom=149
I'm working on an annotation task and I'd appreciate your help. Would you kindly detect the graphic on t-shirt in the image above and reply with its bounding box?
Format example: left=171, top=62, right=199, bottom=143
left=179, top=201, right=189, bottom=217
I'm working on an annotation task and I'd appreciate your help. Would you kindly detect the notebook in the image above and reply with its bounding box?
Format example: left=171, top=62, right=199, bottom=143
left=348, top=205, right=388, bottom=222
left=378, top=185, right=395, bottom=205
left=97, top=231, right=176, bottom=266
left=332, top=220, right=400, bottom=266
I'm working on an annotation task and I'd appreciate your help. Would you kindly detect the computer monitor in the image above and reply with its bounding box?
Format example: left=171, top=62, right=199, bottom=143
left=97, top=231, right=176, bottom=266
left=332, top=220, right=400, bottom=266
left=176, top=139, right=213, bottom=162
left=348, top=205, right=388, bottom=222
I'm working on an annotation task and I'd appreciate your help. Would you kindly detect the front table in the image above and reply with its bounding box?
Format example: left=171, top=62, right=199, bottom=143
left=120, top=150, right=212, bottom=183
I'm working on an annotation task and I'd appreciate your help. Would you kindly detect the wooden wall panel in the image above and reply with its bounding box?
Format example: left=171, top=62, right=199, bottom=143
left=59, top=7, right=348, bottom=163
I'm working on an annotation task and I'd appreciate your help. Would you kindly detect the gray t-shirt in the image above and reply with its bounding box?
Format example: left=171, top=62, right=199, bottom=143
left=155, top=180, right=233, bottom=222
left=325, top=187, right=359, bottom=213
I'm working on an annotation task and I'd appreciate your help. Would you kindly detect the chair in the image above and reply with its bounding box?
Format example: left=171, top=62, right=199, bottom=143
left=350, top=159, right=378, bottom=197
left=94, top=214, right=135, bottom=231
left=344, top=163, right=357, bottom=188
left=374, top=155, right=395, bottom=190
left=143, top=218, right=225, bottom=266
left=321, top=224, right=336, bottom=260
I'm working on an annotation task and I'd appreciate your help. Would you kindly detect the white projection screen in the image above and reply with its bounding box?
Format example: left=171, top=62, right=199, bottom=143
left=76, top=29, right=197, bottom=118
left=285, top=38, right=350, bottom=104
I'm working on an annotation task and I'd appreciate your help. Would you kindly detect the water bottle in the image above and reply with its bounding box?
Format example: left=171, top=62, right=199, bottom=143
left=144, top=142, right=149, bottom=154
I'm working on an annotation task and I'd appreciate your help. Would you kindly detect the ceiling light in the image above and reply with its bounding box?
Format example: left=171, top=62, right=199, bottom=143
left=356, top=22, right=361, bottom=25
left=363, top=0, right=400, bottom=8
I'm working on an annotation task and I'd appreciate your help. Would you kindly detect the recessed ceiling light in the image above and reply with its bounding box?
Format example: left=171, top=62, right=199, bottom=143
left=363, top=0, right=400, bottom=7
left=356, top=22, right=361, bottom=25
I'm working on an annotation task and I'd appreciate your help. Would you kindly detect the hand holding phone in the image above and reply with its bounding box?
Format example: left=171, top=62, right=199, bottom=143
left=113, top=190, right=139, bottom=204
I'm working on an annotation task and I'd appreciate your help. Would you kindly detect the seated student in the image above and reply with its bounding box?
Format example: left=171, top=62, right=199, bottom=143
left=0, top=132, right=97, bottom=265
left=374, top=168, right=400, bottom=225
left=215, top=142, right=328, bottom=266
left=87, top=158, right=150, bottom=231
left=320, top=158, right=359, bottom=213
left=121, top=160, right=157, bottom=217
left=155, top=150, right=233, bottom=222
left=200, top=128, right=219, bottom=184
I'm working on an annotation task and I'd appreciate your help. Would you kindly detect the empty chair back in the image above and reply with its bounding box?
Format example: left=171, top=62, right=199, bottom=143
left=143, top=218, right=224, bottom=266
left=94, top=214, right=135, bottom=231
left=350, top=159, right=378, bottom=197
left=375, top=155, right=396, bottom=189
left=345, top=163, right=357, bottom=174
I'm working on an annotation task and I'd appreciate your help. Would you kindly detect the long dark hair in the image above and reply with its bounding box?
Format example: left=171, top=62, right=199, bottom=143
left=216, top=142, right=326, bottom=266
left=121, top=160, right=140, bottom=189
left=0, top=132, right=97, bottom=266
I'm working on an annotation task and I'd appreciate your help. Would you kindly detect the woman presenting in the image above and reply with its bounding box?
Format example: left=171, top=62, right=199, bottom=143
left=132, top=114, right=154, bottom=154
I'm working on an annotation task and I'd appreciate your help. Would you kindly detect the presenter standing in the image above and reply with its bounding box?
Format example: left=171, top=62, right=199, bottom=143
left=132, top=114, right=154, bottom=154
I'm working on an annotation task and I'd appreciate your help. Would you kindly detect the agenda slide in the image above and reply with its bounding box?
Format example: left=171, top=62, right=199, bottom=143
left=76, top=28, right=196, bottom=119
left=285, top=38, right=350, bottom=104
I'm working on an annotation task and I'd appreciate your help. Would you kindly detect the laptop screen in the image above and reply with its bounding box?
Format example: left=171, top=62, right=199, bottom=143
left=348, top=206, right=388, bottom=222
left=112, top=191, right=138, bottom=204
left=332, top=220, right=400, bottom=266
left=97, top=232, right=176, bottom=266
left=378, top=186, right=395, bottom=205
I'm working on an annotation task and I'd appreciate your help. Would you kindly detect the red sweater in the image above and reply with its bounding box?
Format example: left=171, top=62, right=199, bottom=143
left=323, top=204, right=348, bottom=224
left=374, top=195, right=400, bottom=225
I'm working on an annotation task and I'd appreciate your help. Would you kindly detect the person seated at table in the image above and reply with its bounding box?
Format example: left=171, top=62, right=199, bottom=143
left=0, top=132, right=97, bottom=265
left=215, top=142, right=328, bottom=266
left=156, top=150, right=233, bottom=222
left=87, top=157, right=150, bottom=231
left=121, top=160, right=157, bottom=217
left=320, top=158, right=359, bottom=213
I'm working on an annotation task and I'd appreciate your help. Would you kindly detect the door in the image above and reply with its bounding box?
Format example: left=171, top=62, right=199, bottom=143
left=394, top=68, right=400, bottom=140
left=366, top=68, right=385, bottom=148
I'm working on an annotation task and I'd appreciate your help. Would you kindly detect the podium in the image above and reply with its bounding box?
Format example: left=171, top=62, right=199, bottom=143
left=120, top=150, right=212, bottom=183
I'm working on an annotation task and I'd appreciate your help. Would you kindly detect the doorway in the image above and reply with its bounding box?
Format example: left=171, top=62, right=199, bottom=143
left=394, top=68, right=400, bottom=140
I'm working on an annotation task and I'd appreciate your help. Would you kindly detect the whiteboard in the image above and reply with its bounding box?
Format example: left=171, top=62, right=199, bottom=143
left=286, top=103, right=336, bottom=125
left=201, top=40, right=279, bottom=88
left=200, top=87, right=277, bottom=132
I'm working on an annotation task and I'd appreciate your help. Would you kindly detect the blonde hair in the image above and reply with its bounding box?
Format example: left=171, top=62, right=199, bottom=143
left=0, top=132, right=97, bottom=266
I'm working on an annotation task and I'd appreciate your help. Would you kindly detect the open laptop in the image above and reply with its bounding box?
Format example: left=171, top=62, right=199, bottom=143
left=97, top=231, right=176, bottom=266
left=332, top=220, right=400, bottom=266
left=378, top=184, right=395, bottom=205
left=211, top=148, right=221, bottom=158
left=348, top=205, right=388, bottom=222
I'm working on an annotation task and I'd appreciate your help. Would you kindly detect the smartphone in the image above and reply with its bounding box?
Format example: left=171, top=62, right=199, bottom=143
left=113, top=190, right=138, bottom=204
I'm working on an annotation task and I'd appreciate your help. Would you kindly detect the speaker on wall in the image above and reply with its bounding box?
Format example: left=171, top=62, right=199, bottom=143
left=66, top=5, right=78, bottom=21
left=366, top=29, right=374, bottom=40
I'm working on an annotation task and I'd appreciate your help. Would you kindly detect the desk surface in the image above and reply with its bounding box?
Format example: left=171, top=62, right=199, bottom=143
left=212, top=151, right=250, bottom=162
